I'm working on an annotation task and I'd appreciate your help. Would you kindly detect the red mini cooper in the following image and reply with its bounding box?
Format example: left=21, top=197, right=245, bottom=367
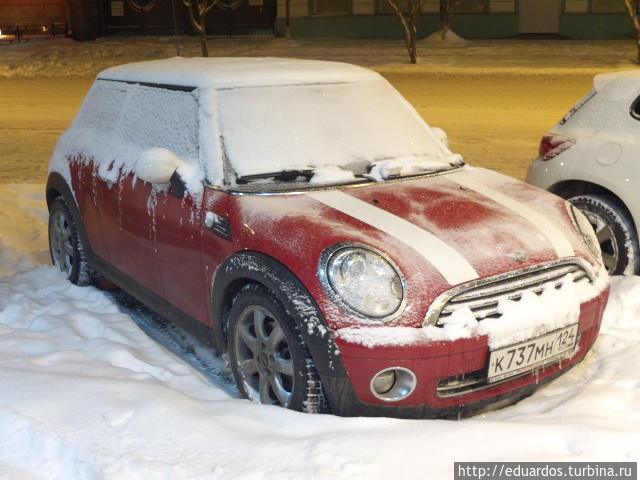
left=47, top=58, right=609, bottom=418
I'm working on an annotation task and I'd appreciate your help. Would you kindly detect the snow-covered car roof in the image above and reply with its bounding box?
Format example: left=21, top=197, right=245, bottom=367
left=594, top=69, right=640, bottom=90
left=97, top=57, right=381, bottom=89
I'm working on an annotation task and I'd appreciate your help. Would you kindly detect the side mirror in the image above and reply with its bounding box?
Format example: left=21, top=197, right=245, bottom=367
left=430, top=127, right=449, bottom=148
left=135, top=148, right=181, bottom=184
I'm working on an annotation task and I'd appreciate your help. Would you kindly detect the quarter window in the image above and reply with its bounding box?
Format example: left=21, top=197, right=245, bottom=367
left=591, top=0, right=626, bottom=13
left=73, top=80, right=127, bottom=135
left=118, top=85, right=199, bottom=164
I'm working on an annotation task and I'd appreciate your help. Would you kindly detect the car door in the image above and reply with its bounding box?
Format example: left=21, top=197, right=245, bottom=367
left=94, top=83, right=181, bottom=298
left=117, top=84, right=208, bottom=322
left=67, top=80, right=129, bottom=264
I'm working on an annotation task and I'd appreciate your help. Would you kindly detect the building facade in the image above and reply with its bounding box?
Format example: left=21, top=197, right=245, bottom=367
left=276, top=0, right=634, bottom=39
left=0, top=0, right=67, bottom=29
left=0, top=0, right=634, bottom=40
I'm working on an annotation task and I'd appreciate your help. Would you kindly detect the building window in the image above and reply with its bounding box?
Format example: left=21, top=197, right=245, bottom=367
left=591, top=0, right=626, bottom=13
left=380, top=0, right=485, bottom=14
left=315, top=0, right=350, bottom=13
left=458, top=0, right=485, bottom=13
left=379, top=0, right=410, bottom=14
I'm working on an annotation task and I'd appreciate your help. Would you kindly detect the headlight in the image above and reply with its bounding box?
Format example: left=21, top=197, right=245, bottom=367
left=321, top=245, right=405, bottom=319
left=568, top=203, right=602, bottom=261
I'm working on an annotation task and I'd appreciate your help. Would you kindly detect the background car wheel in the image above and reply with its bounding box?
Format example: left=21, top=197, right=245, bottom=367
left=228, top=283, right=325, bottom=413
left=569, top=194, right=639, bottom=275
left=48, top=197, right=92, bottom=285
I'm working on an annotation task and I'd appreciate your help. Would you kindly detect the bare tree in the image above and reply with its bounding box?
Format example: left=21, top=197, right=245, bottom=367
left=285, top=0, right=292, bottom=37
left=438, top=0, right=462, bottom=39
left=183, top=0, right=219, bottom=56
left=385, top=0, right=424, bottom=64
left=624, top=0, right=640, bottom=65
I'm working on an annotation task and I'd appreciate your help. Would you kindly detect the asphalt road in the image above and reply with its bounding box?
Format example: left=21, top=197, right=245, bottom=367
left=0, top=73, right=593, bottom=184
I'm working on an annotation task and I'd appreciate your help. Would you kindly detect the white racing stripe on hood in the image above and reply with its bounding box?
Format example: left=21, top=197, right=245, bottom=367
left=308, top=190, right=479, bottom=285
left=453, top=172, right=575, bottom=258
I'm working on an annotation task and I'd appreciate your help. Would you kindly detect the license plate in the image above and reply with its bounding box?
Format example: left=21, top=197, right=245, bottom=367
left=487, top=324, right=579, bottom=383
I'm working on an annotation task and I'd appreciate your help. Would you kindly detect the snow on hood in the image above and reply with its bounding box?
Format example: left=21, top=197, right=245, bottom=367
left=233, top=166, right=605, bottom=331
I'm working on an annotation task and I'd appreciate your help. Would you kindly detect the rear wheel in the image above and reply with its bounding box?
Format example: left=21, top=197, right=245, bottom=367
left=569, top=194, right=639, bottom=275
left=48, top=197, right=92, bottom=285
left=228, top=283, right=325, bottom=412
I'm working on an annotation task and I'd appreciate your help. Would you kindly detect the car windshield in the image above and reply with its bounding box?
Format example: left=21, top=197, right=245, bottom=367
left=217, top=80, right=455, bottom=186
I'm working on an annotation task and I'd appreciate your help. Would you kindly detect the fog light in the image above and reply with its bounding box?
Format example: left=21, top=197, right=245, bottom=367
left=370, top=367, right=417, bottom=402
left=372, top=370, right=396, bottom=394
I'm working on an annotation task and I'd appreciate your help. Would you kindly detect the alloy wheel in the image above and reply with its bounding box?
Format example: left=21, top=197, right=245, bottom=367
left=50, top=208, right=74, bottom=275
left=233, top=305, right=295, bottom=406
left=583, top=210, right=618, bottom=272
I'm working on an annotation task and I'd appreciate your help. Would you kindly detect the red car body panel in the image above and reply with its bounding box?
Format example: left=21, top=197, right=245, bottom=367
left=334, top=290, right=607, bottom=407
left=69, top=157, right=607, bottom=412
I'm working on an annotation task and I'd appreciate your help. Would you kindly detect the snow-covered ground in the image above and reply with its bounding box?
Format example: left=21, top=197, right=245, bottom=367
left=1, top=183, right=639, bottom=479
left=1, top=37, right=639, bottom=478
left=1, top=36, right=639, bottom=78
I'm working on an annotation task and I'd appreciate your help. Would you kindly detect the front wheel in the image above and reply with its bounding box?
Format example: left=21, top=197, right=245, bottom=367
left=228, top=283, right=325, bottom=412
left=48, top=197, right=92, bottom=285
left=569, top=194, right=639, bottom=275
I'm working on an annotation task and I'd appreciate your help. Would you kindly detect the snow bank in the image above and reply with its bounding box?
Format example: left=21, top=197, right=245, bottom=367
left=1, top=37, right=637, bottom=79
left=0, top=184, right=638, bottom=479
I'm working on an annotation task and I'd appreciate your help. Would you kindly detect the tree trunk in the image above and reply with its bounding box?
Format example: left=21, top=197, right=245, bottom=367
left=385, top=0, right=420, bottom=63
left=439, top=0, right=448, bottom=39
left=199, top=5, right=209, bottom=56
left=624, top=0, right=640, bottom=65
left=285, top=0, right=291, bottom=38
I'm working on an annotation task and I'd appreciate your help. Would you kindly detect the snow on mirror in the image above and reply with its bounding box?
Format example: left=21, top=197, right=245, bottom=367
left=430, top=127, right=449, bottom=148
left=135, top=148, right=180, bottom=184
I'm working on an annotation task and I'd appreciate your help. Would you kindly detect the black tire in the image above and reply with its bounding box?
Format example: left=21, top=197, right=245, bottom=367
left=569, top=194, right=639, bottom=275
left=48, top=197, right=92, bottom=286
left=228, top=283, right=325, bottom=413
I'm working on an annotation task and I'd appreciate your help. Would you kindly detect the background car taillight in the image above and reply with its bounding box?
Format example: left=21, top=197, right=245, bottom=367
left=538, top=134, right=575, bottom=161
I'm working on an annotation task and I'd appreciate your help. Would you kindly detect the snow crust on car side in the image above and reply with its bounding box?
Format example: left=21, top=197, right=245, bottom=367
left=49, top=79, right=205, bottom=200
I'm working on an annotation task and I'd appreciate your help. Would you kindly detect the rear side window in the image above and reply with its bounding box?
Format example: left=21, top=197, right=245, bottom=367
left=72, top=80, right=127, bottom=134
left=118, top=85, right=199, bottom=163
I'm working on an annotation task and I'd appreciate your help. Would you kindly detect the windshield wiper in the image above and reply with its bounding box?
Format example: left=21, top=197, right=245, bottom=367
left=236, top=169, right=315, bottom=184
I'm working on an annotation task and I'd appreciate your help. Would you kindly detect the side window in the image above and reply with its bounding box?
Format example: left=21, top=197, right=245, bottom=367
left=458, top=0, right=485, bottom=13
left=315, top=0, right=350, bottom=14
left=118, top=85, right=199, bottom=164
left=72, top=80, right=127, bottom=135
left=591, top=0, right=625, bottom=12
left=630, top=95, right=640, bottom=120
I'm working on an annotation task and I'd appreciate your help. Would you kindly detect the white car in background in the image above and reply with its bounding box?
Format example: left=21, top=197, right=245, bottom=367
left=528, top=70, right=640, bottom=275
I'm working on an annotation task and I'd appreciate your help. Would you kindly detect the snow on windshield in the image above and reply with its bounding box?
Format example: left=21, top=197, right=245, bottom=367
left=217, top=80, right=451, bottom=182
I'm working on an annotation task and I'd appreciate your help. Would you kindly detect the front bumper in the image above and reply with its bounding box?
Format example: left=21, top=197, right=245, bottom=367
left=322, top=288, right=609, bottom=419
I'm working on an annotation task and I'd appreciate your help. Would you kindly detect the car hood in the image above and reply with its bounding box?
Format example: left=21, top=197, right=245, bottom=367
left=229, top=167, right=597, bottom=327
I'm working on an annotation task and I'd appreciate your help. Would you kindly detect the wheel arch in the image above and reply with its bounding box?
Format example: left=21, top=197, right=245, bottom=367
left=210, top=250, right=345, bottom=378
left=46, top=172, right=93, bottom=257
left=548, top=179, right=638, bottom=235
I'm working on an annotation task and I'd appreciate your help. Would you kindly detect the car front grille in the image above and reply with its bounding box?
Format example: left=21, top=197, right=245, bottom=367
left=425, top=260, right=592, bottom=327
left=429, top=259, right=593, bottom=397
